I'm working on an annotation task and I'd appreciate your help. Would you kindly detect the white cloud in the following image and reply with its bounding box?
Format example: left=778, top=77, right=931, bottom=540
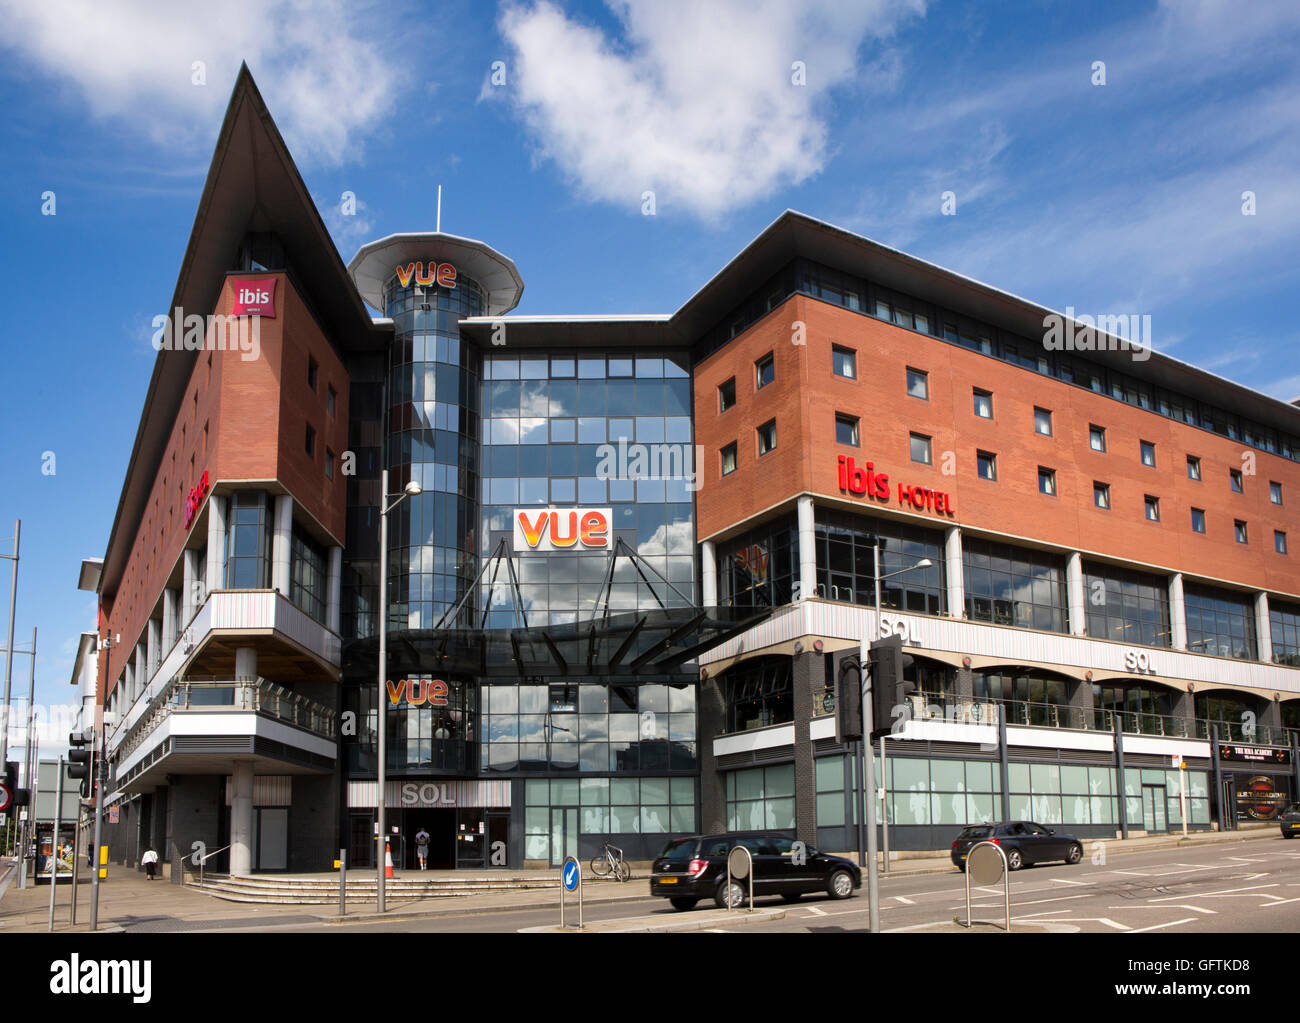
left=0, top=0, right=400, bottom=165
left=496, top=0, right=926, bottom=219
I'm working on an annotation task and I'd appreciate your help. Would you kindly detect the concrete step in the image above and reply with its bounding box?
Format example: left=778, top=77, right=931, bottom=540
left=187, top=872, right=620, bottom=905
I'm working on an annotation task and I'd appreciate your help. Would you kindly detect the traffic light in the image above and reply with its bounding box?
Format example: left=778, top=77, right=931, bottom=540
left=1, top=760, right=26, bottom=813
left=68, top=731, right=93, bottom=800
left=835, top=654, right=863, bottom=742
left=868, top=634, right=915, bottom=738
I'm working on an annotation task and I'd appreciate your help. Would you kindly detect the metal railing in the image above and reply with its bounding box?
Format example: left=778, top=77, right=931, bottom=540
left=117, top=675, right=336, bottom=760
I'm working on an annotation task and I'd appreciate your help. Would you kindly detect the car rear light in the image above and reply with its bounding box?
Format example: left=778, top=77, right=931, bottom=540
left=989, top=838, right=999, bottom=845
left=952, top=841, right=961, bottom=848
left=688, top=858, right=709, bottom=877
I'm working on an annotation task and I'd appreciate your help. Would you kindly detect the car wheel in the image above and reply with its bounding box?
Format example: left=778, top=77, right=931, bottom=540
left=1006, top=849, right=1023, bottom=871
left=780, top=893, right=803, bottom=903
left=1066, top=843, right=1082, bottom=864
left=1283, top=832, right=1294, bottom=839
left=669, top=897, right=698, bottom=911
left=956, top=863, right=966, bottom=872
left=827, top=869, right=855, bottom=900
left=715, top=880, right=746, bottom=909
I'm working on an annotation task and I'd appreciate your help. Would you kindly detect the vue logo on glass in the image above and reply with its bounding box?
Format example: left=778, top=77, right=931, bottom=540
left=513, top=508, right=611, bottom=552
left=231, top=276, right=277, bottom=317
left=394, top=261, right=457, bottom=289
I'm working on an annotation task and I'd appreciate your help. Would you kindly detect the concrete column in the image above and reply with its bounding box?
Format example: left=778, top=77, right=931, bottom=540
left=326, top=546, right=343, bottom=633
left=796, top=496, right=817, bottom=602
left=1066, top=551, right=1086, bottom=636
left=1169, top=573, right=1187, bottom=650
left=1170, top=687, right=1196, bottom=735
left=229, top=761, right=255, bottom=877
left=182, top=549, right=200, bottom=623
left=700, top=540, right=717, bottom=606
left=146, top=618, right=161, bottom=684
left=161, top=587, right=178, bottom=655
left=206, top=494, right=227, bottom=592
left=1067, top=678, right=1095, bottom=730
left=124, top=661, right=134, bottom=708
left=1255, top=592, right=1272, bottom=663
left=272, top=495, right=293, bottom=596
left=134, top=642, right=146, bottom=702
left=697, top=677, right=727, bottom=834
left=791, top=651, right=818, bottom=849
left=235, top=646, right=258, bottom=682
left=944, top=527, right=964, bottom=618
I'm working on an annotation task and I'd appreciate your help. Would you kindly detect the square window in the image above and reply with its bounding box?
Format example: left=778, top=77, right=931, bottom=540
left=1034, top=407, right=1053, bottom=436
left=1276, top=531, right=1288, bottom=555
left=909, top=433, right=931, bottom=465
left=1191, top=507, right=1206, bottom=533
left=755, top=353, right=775, bottom=390
left=1140, top=441, right=1156, bottom=467
left=721, top=443, right=737, bottom=476
left=757, top=419, right=777, bottom=456
left=1230, top=468, right=1243, bottom=493
left=832, top=346, right=856, bottom=379
left=977, top=451, right=997, bottom=481
left=906, top=367, right=928, bottom=400
left=1145, top=495, right=1160, bottom=521
left=1089, top=425, right=1106, bottom=451
left=972, top=389, right=993, bottom=419
left=327, top=385, right=336, bottom=416
left=1235, top=519, right=1248, bottom=544
left=1270, top=481, right=1283, bottom=504
left=718, top=377, right=736, bottom=412
left=835, top=414, right=859, bottom=447
left=305, top=423, right=316, bottom=458
left=1187, top=455, right=1201, bottom=480
left=1038, top=467, right=1056, bottom=495
left=307, top=356, right=318, bottom=392
left=1094, top=482, right=1109, bottom=508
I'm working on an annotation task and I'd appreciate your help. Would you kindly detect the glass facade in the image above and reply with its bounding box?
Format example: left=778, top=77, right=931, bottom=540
left=974, top=669, right=1071, bottom=727
left=1083, top=561, right=1172, bottom=647
left=716, top=516, right=798, bottom=608
left=289, top=525, right=326, bottom=623
left=813, top=509, right=946, bottom=613
left=1184, top=584, right=1257, bottom=660
left=963, top=537, right=1068, bottom=632
left=720, top=656, right=792, bottom=732
left=1271, top=601, right=1300, bottom=667
left=224, top=491, right=272, bottom=589
left=726, top=764, right=796, bottom=831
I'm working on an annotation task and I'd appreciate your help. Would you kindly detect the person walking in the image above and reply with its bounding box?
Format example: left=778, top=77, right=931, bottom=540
left=141, top=846, right=159, bottom=881
left=415, top=827, right=430, bottom=871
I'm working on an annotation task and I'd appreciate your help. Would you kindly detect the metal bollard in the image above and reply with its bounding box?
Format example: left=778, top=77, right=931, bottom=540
left=338, top=849, right=347, bottom=916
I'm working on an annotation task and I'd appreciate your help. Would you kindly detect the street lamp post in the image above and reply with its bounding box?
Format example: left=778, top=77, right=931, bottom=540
left=872, top=547, right=931, bottom=877
left=376, top=468, right=422, bottom=914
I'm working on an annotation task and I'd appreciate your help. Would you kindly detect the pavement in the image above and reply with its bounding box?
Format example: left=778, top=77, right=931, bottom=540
left=0, top=824, right=1280, bottom=933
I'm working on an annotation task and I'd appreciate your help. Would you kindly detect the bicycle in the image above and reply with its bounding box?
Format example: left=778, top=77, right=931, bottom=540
left=590, top=840, right=631, bottom=881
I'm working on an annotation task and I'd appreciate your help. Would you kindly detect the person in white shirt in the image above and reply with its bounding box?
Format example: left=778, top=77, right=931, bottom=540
left=141, top=847, right=159, bottom=881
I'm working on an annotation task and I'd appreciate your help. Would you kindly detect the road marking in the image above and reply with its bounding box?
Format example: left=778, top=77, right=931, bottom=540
left=1127, top=917, right=1197, bottom=933
left=1022, top=916, right=1131, bottom=930
left=1150, top=883, right=1278, bottom=902
left=1261, top=897, right=1300, bottom=907
left=804, top=906, right=828, bottom=916
left=893, top=896, right=915, bottom=904
left=1048, top=878, right=1094, bottom=886
left=1108, top=904, right=1216, bottom=914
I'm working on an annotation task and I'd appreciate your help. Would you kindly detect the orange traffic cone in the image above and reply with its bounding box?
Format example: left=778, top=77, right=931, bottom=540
left=384, top=841, right=395, bottom=879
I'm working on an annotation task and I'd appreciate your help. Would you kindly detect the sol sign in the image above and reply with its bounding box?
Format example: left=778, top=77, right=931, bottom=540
left=183, top=469, right=211, bottom=529
left=1123, top=648, right=1157, bottom=674
left=513, top=508, right=611, bottom=552
left=231, top=276, right=277, bottom=317
left=394, top=261, right=458, bottom=289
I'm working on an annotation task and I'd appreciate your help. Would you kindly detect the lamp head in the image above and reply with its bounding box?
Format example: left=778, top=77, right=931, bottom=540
left=915, top=558, right=933, bottom=569
left=403, top=480, right=423, bottom=497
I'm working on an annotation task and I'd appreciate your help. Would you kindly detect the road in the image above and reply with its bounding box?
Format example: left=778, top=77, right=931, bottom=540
left=204, top=834, right=1300, bottom=934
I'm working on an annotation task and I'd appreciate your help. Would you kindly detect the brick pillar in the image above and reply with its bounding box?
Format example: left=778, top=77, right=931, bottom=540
left=698, top=677, right=726, bottom=834
left=1170, top=687, right=1196, bottom=737
left=1068, top=677, right=1094, bottom=730
left=792, top=651, right=817, bottom=848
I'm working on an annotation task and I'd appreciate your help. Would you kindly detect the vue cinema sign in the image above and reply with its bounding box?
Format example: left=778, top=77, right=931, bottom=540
left=836, top=455, right=955, bottom=516
left=513, top=508, right=611, bottom=552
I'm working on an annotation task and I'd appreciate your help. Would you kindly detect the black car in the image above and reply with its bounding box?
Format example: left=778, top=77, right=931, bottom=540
left=650, top=833, right=861, bottom=910
left=1279, top=804, right=1300, bottom=838
left=950, top=821, right=1083, bottom=871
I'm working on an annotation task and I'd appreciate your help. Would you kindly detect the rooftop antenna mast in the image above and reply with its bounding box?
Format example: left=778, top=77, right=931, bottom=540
left=436, top=185, right=442, bottom=233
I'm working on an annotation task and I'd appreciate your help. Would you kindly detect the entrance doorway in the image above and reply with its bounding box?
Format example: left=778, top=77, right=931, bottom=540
left=1141, top=784, right=1167, bottom=833
left=253, top=807, right=288, bottom=870
left=402, top=808, right=456, bottom=869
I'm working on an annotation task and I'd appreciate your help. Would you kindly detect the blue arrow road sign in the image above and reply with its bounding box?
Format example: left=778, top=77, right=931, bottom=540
left=563, top=860, right=578, bottom=891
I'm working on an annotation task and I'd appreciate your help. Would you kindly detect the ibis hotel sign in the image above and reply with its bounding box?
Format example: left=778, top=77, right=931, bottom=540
left=836, top=455, right=955, bottom=516
left=513, top=508, right=611, bottom=552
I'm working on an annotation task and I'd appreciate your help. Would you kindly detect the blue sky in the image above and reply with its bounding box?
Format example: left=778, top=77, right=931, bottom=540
left=0, top=0, right=1296, bottom=755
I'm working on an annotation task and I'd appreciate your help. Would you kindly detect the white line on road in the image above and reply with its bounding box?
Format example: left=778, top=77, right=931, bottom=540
left=1107, top=904, right=1216, bottom=915
left=1048, top=878, right=1094, bottom=886
left=804, top=906, right=827, bottom=916
left=893, top=896, right=915, bottom=904
left=1150, top=883, right=1278, bottom=902
left=1127, top=917, right=1197, bottom=933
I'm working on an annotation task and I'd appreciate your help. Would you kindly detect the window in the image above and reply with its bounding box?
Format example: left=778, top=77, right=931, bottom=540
left=962, top=536, right=1067, bottom=632
left=1038, top=467, right=1056, bottom=495
left=1094, top=482, right=1110, bottom=508
left=1034, top=407, right=1053, bottom=436
left=814, top=509, right=946, bottom=614
left=325, top=448, right=335, bottom=481
left=906, top=367, right=928, bottom=400
left=308, top=355, right=318, bottom=391
left=1277, top=531, right=1288, bottom=555
left=721, top=443, right=738, bottom=477
left=289, top=525, right=326, bottom=622
left=757, top=420, right=777, bottom=456
left=305, top=423, right=316, bottom=458
left=1184, top=584, right=1257, bottom=659
left=718, top=518, right=798, bottom=607
left=726, top=764, right=795, bottom=830
left=755, top=353, right=774, bottom=390
left=1145, top=495, right=1160, bottom=521
left=722, top=658, right=794, bottom=733
left=1234, top=520, right=1248, bottom=544
left=835, top=414, right=860, bottom=447
left=977, top=451, right=997, bottom=481
left=327, top=385, right=336, bottom=416
left=718, top=377, right=736, bottom=412
left=224, top=492, right=272, bottom=589
left=1083, top=562, right=1172, bottom=647
left=832, top=346, right=856, bottom=379
left=1140, top=441, right=1156, bottom=467
left=909, top=433, right=932, bottom=465
left=1089, top=425, right=1106, bottom=452
left=1187, top=455, right=1201, bottom=480
left=1271, top=481, right=1283, bottom=504
left=1191, top=508, right=1206, bottom=533
left=1272, top=602, right=1300, bottom=665
left=972, top=389, right=993, bottom=419
left=1229, top=468, right=1243, bottom=493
